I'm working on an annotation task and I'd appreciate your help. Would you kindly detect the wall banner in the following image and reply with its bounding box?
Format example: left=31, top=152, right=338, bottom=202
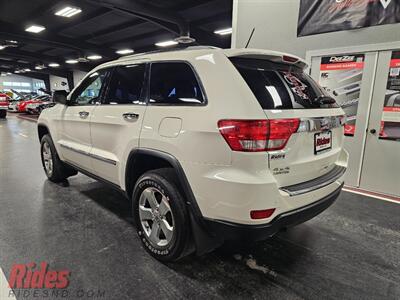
left=298, top=0, right=400, bottom=37
left=319, top=54, right=365, bottom=136
left=380, top=51, right=400, bottom=141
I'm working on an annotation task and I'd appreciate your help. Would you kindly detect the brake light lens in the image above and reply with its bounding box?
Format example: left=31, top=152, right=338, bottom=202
left=218, top=119, right=299, bottom=152
left=282, top=55, right=298, bottom=63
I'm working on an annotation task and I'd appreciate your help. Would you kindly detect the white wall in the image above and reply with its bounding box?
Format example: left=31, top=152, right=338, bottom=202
left=232, top=0, right=400, bottom=59
left=73, top=70, right=87, bottom=88
left=49, top=75, right=69, bottom=91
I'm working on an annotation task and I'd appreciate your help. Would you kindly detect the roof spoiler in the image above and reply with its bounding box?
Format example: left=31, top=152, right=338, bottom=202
left=224, top=49, right=308, bottom=69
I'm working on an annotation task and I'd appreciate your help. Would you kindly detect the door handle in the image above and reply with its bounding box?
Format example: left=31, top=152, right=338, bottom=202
left=123, top=113, right=139, bottom=121
left=79, top=111, right=89, bottom=119
left=369, top=129, right=377, bottom=134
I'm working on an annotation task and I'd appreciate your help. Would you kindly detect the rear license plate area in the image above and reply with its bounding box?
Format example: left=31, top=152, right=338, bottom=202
left=314, top=131, right=332, bottom=155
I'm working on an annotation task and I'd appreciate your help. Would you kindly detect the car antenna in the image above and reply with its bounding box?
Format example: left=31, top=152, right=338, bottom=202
left=244, top=27, right=255, bottom=48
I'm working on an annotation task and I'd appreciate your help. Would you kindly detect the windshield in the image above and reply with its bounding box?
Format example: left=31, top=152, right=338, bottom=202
left=230, top=58, right=339, bottom=110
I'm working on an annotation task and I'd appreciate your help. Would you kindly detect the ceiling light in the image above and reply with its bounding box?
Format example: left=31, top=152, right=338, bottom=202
left=24, top=68, right=31, bottom=72
left=48, top=63, right=60, bottom=67
left=155, top=40, right=178, bottom=47
left=116, top=49, right=134, bottom=55
left=87, top=55, right=102, bottom=60
left=25, top=25, right=46, bottom=33
left=214, top=28, right=232, bottom=35
left=65, top=59, right=78, bottom=64
left=55, top=6, right=82, bottom=18
left=15, top=70, right=20, bottom=73
left=0, top=46, right=5, bottom=50
left=6, top=40, right=18, bottom=44
left=6, top=72, right=12, bottom=75
left=35, top=66, right=45, bottom=70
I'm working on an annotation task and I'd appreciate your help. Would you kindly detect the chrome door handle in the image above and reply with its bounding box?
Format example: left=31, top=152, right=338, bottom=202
left=123, top=113, right=139, bottom=121
left=79, top=111, right=89, bottom=119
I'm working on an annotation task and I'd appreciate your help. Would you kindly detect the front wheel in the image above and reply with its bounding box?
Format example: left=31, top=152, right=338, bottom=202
left=40, top=134, right=77, bottom=183
left=132, top=168, right=193, bottom=262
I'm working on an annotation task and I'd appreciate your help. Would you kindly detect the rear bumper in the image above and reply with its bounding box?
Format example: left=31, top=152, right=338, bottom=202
left=204, top=182, right=343, bottom=243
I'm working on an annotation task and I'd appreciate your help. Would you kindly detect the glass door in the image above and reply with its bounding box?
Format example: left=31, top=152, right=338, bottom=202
left=310, top=52, right=378, bottom=187
left=360, top=50, right=400, bottom=196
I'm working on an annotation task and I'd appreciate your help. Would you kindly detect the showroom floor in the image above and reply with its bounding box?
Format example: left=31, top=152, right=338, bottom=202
left=0, top=115, right=399, bottom=300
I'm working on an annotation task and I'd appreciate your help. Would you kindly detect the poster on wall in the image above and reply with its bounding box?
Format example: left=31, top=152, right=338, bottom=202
left=379, top=51, right=400, bottom=141
left=319, top=54, right=365, bottom=136
left=298, top=0, right=400, bottom=37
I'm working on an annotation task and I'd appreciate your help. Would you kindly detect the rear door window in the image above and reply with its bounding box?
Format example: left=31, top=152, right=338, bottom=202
left=105, top=64, right=146, bottom=105
left=149, top=62, right=205, bottom=105
left=230, top=58, right=338, bottom=109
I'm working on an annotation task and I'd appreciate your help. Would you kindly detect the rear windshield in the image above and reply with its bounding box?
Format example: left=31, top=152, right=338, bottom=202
left=230, top=58, right=338, bottom=109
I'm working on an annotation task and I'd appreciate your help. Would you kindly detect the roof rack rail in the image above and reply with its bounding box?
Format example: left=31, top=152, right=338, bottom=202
left=117, top=45, right=220, bottom=60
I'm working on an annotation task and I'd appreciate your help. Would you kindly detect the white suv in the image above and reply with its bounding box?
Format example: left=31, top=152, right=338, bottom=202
left=38, top=47, right=348, bottom=261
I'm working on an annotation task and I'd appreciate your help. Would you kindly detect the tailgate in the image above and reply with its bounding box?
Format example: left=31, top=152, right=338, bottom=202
left=264, top=109, right=345, bottom=187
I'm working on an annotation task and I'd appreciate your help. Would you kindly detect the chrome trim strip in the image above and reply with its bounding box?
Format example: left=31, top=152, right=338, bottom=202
left=90, top=153, right=117, bottom=165
left=60, top=144, right=117, bottom=166
left=297, top=115, right=345, bottom=133
left=280, top=165, right=346, bottom=196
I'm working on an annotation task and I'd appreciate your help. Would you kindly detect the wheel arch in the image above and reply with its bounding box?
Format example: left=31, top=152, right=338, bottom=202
left=37, top=123, right=50, bottom=142
left=125, top=148, right=222, bottom=255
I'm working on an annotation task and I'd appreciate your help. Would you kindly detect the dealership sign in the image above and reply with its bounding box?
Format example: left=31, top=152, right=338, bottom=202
left=297, top=0, right=400, bottom=36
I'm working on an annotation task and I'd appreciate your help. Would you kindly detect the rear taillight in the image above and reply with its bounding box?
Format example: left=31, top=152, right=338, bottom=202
left=218, top=119, right=299, bottom=152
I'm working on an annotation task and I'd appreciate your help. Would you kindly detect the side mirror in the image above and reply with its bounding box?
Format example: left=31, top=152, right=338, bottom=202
left=53, top=90, right=68, bottom=105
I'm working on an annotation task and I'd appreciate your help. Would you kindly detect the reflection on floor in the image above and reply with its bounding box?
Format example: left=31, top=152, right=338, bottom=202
left=0, top=115, right=399, bottom=300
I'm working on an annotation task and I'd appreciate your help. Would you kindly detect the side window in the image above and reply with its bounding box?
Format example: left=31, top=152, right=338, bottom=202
left=70, top=70, right=108, bottom=106
left=149, top=62, right=205, bottom=105
left=105, top=64, right=146, bottom=104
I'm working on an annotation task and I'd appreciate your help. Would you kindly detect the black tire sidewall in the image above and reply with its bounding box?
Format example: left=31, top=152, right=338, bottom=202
left=40, top=134, right=66, bottom=182
left=132, top=171, right=189, bottom=262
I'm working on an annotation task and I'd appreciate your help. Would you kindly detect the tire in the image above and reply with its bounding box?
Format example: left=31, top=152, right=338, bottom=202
left=40, top=134, right=77, bottom=183
left=0, top=110, right=6, bottom=119
left=132, top=168, right=193, bottom=262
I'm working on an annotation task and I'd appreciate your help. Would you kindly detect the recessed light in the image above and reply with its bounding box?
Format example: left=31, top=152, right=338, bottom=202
left=48, top=63, right=60, bottom=67
left=55, top=6, right=82, bottom=18
left=116, top=49, right=134, bottom=55
left=6, top=40, right=18, bottom=44
left=214, top=28, right=232, bottom=35
left=24, top=68, right=31, bottom=72
left=65, top=59, right=78, bottom=64
left=25, top=25, right=46, bottom=33
left=87, top=55, right=102, bottom=60
left=0, top=46, right=5, bottom=50
left=155, top=40, right=178, bottom=47
left=6, top=72, right=12, bottom=75
left=15, top=70, right=20, bottom=73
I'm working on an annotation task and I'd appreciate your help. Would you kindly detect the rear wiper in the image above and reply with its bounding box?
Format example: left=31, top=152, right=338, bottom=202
left=314, top=95, right=336, bottom=105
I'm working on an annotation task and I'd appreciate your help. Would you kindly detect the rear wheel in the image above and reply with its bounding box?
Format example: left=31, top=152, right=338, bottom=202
left=132, top=168, right=193, bottom=262
left=0, top=110, right=6, bottom=119
left=40, top=134, right=77, bottom=183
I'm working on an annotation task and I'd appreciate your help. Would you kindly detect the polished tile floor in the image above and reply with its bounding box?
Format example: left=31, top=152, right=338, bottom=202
left=0, top=115, right=399, bottom=300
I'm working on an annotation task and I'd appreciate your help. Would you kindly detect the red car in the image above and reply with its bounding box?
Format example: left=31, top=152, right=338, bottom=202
left=16, top=95, right=49, bottom=113
left=0, top=93, right=9, bottom=118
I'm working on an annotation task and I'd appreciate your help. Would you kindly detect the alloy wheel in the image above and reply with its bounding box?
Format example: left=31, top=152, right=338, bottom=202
left=138, top=187, right=175, bottom=247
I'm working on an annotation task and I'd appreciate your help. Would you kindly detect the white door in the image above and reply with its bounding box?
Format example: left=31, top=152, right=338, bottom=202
left=90, top=64, right=148, bottom=186
left=360, top=50, right=400, bottom=196
left=58, top=70, right=108, bottom=172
